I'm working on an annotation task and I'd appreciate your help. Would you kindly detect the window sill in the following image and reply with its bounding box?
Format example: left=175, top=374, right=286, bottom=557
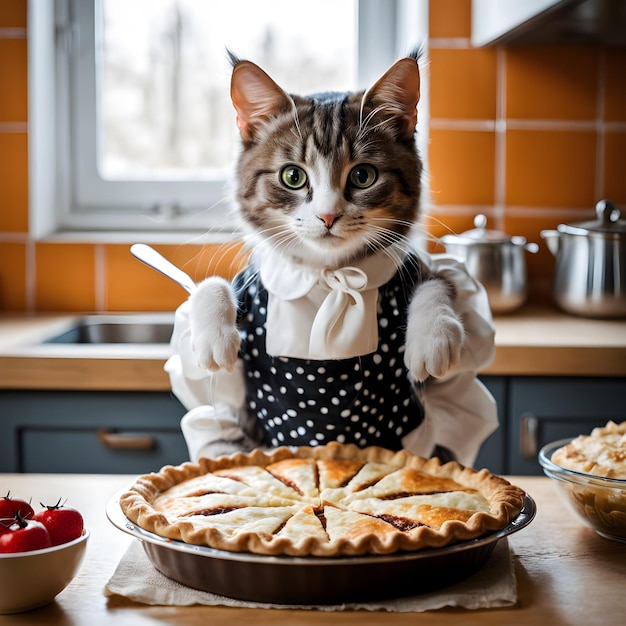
left=32, top=229, right=241, bottom=246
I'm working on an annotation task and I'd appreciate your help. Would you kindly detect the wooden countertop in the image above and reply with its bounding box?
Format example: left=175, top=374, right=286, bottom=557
left=0, top=306, right=625, bottom=391
left=482, top=307, right=626, bottom=377
left=0, top=314, right=173, bottom=391
left=1, top=474, right=624, bottom=625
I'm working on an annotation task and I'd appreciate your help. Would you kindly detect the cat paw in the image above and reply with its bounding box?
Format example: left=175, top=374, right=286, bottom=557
left=404, top=313, right=464, bottom=381
left=404, top=281, right=465, bottom=382
left=189, top=277, right=241, bottom=372
left=193, top=325, right=241, bottom=372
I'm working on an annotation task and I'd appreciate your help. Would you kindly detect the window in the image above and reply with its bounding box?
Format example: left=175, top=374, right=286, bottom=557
left=29, top=0, right=427, bottom=241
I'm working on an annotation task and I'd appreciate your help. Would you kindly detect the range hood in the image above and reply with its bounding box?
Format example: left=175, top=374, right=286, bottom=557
left=472, top=0, right=626, bottom=46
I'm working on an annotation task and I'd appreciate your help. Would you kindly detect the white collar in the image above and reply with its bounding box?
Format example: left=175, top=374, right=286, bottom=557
left=255, top=246, right=405, bottom=360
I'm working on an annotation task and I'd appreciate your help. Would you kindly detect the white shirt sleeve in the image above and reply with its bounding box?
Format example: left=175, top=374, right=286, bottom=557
left=402, top=253, right=499, bottom=467
left=164, top=300, right=252, bottom=460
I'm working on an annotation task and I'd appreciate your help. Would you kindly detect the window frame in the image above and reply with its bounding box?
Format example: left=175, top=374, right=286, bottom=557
left=28, top=0, right=427, bottom=241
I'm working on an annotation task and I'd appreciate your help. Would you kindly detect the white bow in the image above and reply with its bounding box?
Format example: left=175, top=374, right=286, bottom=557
left=258, top=248, right=403, bottom=360
left=308, top=266, right=371, bottom=358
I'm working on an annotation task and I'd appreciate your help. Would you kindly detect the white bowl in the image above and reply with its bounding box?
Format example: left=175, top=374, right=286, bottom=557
left=0, top=530, right=89, bottom=614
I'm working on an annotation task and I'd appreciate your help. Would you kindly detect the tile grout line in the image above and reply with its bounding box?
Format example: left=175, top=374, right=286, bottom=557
left=493, top=47, right=507, bottom=231
left=429, top=119, right=496, bottom=130
left=94, top=243, right=106, bottom=312
left=432, top=204, right=598, bottom=217
left=0, top=122, right=28, bottom=132
left=429, top=37, right=472, bottom=49
left=25, top=237, right=36, bottom=313
left=595, top=48, right=606, bottom=200
left=0, top=28, right=27, bottom=39
left=0, top=232, right=29, bottom=243
left=430, top=118, right=622, bottom=131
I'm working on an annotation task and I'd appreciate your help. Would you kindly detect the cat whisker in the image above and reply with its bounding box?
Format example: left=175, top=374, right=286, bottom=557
left=367, top=215, right=446, bottom=249
left=361, top=231, right=428, bottom=285
left=272, top=235, right=302, bottom=259
left=364, top=221, right=415, bottom=244
left=362, top=229, right=407, bottom=256
left=419, top=213, right=462, bottom=236
left=415, top=229, right=446, bottom=248
left=368, top=216, right=417, bottom=231
left=373, top=224, right=442, bottom=254
left=148, top=200, right=242, bottom=284
left=363, top=224, right=422, bottom=258
left=361, top=237, right=411, bottom=275
left=289, top=97, right=304, bottom=142
left=245, top=224, right=303, bottom=262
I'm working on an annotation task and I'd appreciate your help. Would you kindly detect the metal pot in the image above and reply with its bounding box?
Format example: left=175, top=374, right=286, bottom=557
left=440, top=215, right=538, bottom=314
left=541, top=199, right=626, bottom=319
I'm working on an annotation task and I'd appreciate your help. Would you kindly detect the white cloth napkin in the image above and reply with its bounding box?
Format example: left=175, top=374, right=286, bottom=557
left=104, top=539, right=517, bottom=612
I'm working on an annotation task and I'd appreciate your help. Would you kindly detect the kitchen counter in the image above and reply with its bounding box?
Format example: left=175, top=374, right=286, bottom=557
left=0, top=306, right=625, bottom=390
left=0, top=474, right=623, bottom=625
left=0, top=314, right=173, bottom=391
left=483, top=307, right=626, bottom=377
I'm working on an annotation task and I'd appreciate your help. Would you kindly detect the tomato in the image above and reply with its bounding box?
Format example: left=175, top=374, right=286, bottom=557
left=33, top=499, right=84, bottom=546
left=0, top=492, right=34, bottom=522
left=0, top=515, right=52, bottom=553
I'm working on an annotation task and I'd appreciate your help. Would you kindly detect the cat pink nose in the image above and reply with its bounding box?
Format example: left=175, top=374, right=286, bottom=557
left=318, top=213, right=339, bottom=229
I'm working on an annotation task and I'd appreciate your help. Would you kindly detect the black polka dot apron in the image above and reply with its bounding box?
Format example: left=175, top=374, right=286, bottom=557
left=233, top=256, right=425, bottom=450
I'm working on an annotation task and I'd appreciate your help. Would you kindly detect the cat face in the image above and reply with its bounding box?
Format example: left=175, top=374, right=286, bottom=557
left=230, top=58, right=422, bottom=268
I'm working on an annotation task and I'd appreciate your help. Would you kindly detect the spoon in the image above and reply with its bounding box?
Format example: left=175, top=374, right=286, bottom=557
left=130, top=243, right=196, bottom=294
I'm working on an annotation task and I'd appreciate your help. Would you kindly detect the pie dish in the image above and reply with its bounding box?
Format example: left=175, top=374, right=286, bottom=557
left=119, top=442, right=526, bottom=557
left=107, top=492, right=536, bottom=604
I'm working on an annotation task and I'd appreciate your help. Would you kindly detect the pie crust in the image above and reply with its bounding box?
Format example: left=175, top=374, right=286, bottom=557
left=551, top=421, right=626, bottom=479
left=119, top=442, right=526, bottom=557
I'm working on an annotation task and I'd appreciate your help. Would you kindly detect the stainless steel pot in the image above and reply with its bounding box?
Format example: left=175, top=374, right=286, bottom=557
left=440, top=215, right=538, bottom=314
left=541, top=199, right=626, bottom=319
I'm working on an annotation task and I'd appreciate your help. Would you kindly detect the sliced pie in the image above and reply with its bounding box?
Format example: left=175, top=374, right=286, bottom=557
left=120, top=442, right=525, bottom=557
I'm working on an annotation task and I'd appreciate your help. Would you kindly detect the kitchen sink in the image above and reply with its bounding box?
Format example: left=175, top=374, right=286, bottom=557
left=43, top=314, right=175, bottom=345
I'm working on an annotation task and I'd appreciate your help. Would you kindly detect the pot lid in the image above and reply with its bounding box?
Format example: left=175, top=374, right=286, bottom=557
left=441, top=214, right=524, bottom=245
left=558, top=200, right=626, bottom=235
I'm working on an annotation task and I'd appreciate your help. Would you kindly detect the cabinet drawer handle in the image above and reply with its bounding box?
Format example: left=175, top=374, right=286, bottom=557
left=520, top=413, right=539, bottom=459
left=97, top=429, right=155, bottom=450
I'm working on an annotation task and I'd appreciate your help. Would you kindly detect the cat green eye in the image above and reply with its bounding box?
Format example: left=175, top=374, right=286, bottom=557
left=349, top=164, right=378, bottom=189
left=280, top=165, right=308, bottom=190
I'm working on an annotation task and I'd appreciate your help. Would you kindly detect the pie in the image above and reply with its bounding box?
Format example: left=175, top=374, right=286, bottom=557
left=119, top=442, right=526, bottom=557
left=548, top=421, right=626, bottom=540
left=551, top=421, right=626, bottom=479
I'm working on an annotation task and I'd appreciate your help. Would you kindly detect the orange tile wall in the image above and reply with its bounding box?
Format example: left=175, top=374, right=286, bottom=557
left=1, top=0, right=625, bottom=312
left=427, top=0, right=626, bottom=304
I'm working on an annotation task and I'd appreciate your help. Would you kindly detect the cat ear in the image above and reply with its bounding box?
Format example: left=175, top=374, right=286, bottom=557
left=230, top=61, right=293, bottom=141
left=362, top=57, right=420, bottom=140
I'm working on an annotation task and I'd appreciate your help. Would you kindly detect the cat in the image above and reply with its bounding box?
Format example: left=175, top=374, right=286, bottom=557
left=178, top=52, right=493, bottom=458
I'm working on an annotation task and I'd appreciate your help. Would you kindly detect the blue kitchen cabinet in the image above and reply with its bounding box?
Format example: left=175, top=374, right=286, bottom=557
left=470, top=376, right=625, bottom=475
left=505, top=376, right=626, bottom=475
left=1, top=377, right=623, bottom=474
left=473, top=376, right=506, bottom=473
left=0, top=391, right=189, bottom=473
